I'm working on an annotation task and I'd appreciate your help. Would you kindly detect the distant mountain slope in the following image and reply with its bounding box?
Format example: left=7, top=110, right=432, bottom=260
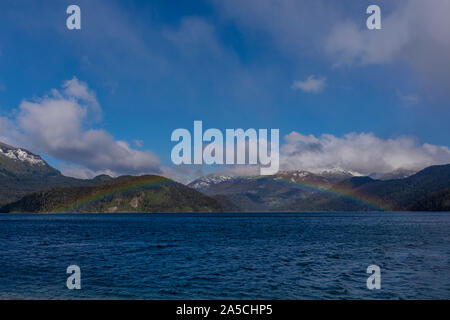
left=284, top=164, right=450, bottom=211
left=2, top=141, right=449, bottom=213
left=188, top=170, right=350, bottom=211
left=0, top=142, right=120, bottom=207
left=0, top=142, right=58, bottom=177
left=188, top=174, right=234, bottom=193
left=280, top=176, right=378, bottom=212
left=409, top=188, right=450, bottom=211
left=188, top=165, right=450, bottom=212
left=357, top=164, right=450, bottom=209
left=1, top=175, right=223, bottom=213
left=0, top=142, right=90, bottom=206
left=370, top=168, right=416, bottom=180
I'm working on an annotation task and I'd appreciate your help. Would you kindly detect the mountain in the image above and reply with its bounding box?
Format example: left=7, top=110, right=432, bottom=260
left=0, top=142, right=58, bottom=176
left=310, top=167, right=363, bottom=182
left=0, top=142, right=94, bottom=206
left=188, top=170, right=354, bottom=211
left=189, top=165, right=450, bottom=212
left=284, top=164, right=450, bottom=211
left=2, top=141, right=449, bottom=213
left=188, top=174, right=234, bottom=193
left=370, top=168, right=417, bottom=180
left=409, top=188, right=450, bottom=211
left=0, top=141, right=222, bottom=213
left=357, top=164, right=450, bottom=209
left=0, top=175, right=223, bottom=213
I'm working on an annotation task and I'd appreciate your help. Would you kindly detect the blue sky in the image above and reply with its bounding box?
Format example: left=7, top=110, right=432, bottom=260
left=1, top=0, right=450, bottom=179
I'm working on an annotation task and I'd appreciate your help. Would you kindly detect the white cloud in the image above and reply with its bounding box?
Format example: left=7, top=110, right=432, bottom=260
left=59, top=164, right=117, bottom=180
left=325, top=0, right=450, bottom=89
left=215, top=0, right=450, bottom=94
left=62, top=77, right=102, bottom=117
left=281, top=131, right=450, bottom=175
left=0, top=117, right=19, bottom=146
left=291, top=75, right=326, bottom=93
left=325, top=16, right=409, bottom=66
left=0, top=78, right=161, bottom=178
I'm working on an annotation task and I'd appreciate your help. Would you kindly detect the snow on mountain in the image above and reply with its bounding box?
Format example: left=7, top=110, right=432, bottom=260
left=312, top=167, right=363, bottom=179
left=274, top=170, right=317, bottom=182
left=188, top=174, right=234, bottom=190
left=0, top=143, right=45, bottom=166
left=370, top=168, right=417, bottom=180
left=276, top=170, right=314, bottom=178
left=275, top=168, right=362, bottom=184
left=189, top=168, right=363, bottom=190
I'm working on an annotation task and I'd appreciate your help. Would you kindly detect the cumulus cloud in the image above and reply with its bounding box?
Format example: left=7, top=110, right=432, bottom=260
left=62, top=77, right=102, bottom=118
left=58, top=164, right=118, bottom=180
left=325, top=0, right=450, bottom=90
left=0, top=117, right=19, bottom=146
left=0, top=78, right=161, bottom=178
left=325, top=15, right=409, bottom=66
left=281, top=131, right=450, bottom=175
left=292, top=75, right=326, bottom=93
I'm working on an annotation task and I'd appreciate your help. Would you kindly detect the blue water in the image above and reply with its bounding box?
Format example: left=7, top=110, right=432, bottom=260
left=0, top=212, right=449, bottom=299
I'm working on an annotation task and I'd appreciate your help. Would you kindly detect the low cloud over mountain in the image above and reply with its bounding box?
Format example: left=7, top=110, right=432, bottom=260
left=281, top=131, right=450, bottom=175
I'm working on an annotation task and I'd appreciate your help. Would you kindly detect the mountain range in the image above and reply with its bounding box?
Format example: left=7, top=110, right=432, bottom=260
left=0, top=141, right=92, bottom=207
left=1, top=175, right=223, bottom=213
left=1, top=141, right=449, bottom=212
left=0, top=142, right=222, bottom=213
left=188, top=166, right=450, bottom=212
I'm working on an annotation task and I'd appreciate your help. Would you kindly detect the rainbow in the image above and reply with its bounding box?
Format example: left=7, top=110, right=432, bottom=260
left=56, top=174, right=390, bottom=213
left=57, top=175, right=177, bottom=212
left=258, top=176, right=390, bottom=211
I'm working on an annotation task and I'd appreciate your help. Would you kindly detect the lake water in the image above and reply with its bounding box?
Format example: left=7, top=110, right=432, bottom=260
left=0, top=212, right=449, bottom=299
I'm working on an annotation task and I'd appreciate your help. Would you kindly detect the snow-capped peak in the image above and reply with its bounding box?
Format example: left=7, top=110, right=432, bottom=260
left=0, top=145, right=45, bottom=166
left=188, top=174, right=234, bottom=189
left=276, top=170, right=314, bottom=178
left=312, top=167, right=363, bottom=177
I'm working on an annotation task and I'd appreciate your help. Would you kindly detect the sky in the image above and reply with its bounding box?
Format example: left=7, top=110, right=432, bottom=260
left=0, top=0, right=450, bottom=181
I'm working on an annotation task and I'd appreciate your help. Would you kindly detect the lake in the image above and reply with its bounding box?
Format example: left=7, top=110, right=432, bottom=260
left=0, top=212, right=449, bottom=299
